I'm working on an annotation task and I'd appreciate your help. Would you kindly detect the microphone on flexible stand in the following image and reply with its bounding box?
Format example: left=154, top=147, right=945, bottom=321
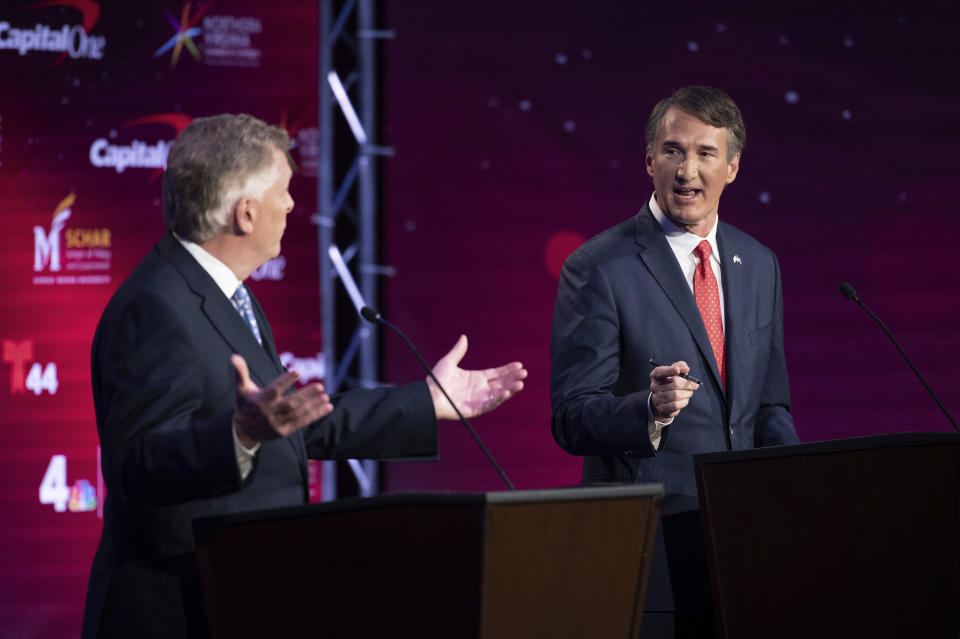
left=838, top=282, right=958, bottom=432
left=360, top=306, right=517, bottom=490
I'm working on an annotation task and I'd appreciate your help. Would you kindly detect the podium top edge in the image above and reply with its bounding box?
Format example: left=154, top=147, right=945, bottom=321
left=694, top=431, right=960, bottom=466
left=194, top=485, right=664, bottom=538
left=484, top=484, right=664, bottom=504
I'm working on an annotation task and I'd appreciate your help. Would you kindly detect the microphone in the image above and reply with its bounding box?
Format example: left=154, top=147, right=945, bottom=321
left=838, top=282, right=857, bottom=300
left=360, top=306, right=516, bottom=490
left=838, top=282, right=958, bottom=432
left=360, top=307, right=380, bottom=323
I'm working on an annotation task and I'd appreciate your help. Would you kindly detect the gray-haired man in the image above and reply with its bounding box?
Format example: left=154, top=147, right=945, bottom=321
left=83, top=113, right=527, bottom=639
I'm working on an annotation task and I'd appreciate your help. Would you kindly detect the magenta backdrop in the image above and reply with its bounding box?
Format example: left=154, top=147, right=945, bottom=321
left=0, top=2, right=321, bottom=637
left=3, top=1, right=960, bottom=638
left=381, top=1, right=960, bottom=492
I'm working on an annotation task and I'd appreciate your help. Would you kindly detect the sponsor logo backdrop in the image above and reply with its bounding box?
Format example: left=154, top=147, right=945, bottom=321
left=0, top=2, right=321, bottom=637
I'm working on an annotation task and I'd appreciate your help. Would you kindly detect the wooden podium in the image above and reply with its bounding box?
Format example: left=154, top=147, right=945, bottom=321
left=195, top=485, right=662, bottom=638
left=695, top=432, right=960, bottom=638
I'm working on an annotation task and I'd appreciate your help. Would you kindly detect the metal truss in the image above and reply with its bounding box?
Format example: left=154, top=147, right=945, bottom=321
left=316, top=0, right=393, bottom=500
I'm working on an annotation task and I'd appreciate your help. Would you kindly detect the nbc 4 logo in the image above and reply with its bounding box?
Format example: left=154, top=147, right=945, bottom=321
left=39, top=454, right=98, bottom=513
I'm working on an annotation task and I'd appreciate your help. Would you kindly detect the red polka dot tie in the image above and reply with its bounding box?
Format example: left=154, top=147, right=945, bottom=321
left=693, top=240, right=725, bottom=388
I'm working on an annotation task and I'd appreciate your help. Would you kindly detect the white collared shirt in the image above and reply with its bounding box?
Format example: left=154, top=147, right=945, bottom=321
left=647, top=193, right=725, bottom=329
left=175, top=234, right=243, bottom=307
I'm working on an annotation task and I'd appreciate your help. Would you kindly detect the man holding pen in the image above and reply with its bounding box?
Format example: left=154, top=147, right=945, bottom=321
left=550, top=86, right=799, bottom=636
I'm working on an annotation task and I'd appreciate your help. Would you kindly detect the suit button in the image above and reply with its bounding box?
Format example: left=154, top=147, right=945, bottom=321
left=729, top=427, right=734, bottom=434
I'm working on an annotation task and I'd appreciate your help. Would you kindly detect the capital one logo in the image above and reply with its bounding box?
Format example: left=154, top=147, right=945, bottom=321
left=89, top=112, right=191, bottom=175
left=33, top=192, right=73, bottom=272
left=0, top=1, right=107, bottom=62
left=279, top=351, right=324, bottom=383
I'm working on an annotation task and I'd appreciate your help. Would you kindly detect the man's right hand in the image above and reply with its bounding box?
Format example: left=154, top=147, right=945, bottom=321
left=649, top=360, right=699, bottom=421
left=231, top=354, right=333, bottom=448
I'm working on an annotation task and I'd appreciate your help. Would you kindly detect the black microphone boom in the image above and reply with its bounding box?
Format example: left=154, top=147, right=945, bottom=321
left=360, top=306, right=516, bottom=490
left=838, top=282, right=959, bottom=432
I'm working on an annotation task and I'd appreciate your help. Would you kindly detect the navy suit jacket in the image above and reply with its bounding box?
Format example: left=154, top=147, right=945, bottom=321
left=82, top=233, right=437, bottom=639
left=551, top=202, right=799, bottom=512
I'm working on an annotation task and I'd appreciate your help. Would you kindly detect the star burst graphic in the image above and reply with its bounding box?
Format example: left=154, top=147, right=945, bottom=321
left=154, top=1, right=214, bottom=67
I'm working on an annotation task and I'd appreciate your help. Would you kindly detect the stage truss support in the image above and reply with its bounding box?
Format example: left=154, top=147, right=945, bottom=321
left=316, top=0, right=393, bottom=501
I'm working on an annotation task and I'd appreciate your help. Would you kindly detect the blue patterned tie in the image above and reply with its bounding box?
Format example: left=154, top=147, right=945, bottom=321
left=231, top=284, right=263, bottom=346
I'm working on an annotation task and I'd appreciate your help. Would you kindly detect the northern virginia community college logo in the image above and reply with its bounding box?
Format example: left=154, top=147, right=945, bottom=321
left=155, top=1, right=262, bottom=68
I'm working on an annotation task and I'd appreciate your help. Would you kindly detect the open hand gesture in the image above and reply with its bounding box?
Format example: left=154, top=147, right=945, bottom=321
left=232, top=354, right=334, bottom=448
left=428, top=335, right=527, bottom=420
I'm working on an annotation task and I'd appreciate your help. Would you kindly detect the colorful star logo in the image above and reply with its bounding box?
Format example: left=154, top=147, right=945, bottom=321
left=154, top=1, right=214, bottom=67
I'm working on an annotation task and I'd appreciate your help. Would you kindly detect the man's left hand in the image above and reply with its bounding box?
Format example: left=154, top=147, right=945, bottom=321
left=428, top=335, right=527, bottom=420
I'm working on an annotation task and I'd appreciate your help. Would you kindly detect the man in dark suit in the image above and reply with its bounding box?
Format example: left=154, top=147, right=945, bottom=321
left=550, top=86, right=799, bottom=636
left=83, top=113, right=527, bottom=639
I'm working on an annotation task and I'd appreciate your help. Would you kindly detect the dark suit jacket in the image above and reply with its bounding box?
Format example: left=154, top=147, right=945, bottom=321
left=82, top=233, right=437, bottom=639
left=551, top=203, right=799, bottom=616
left=551, top=202, right=799, bottom=506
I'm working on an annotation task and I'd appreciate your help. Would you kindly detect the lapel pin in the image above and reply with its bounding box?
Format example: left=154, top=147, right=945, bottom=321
left=733, top=255, right=742, bottom=264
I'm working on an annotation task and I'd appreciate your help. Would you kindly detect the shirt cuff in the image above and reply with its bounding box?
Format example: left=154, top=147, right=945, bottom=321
left=646, top=394, right=673, bottom=450
left=233, top=424, right=261, bottom=481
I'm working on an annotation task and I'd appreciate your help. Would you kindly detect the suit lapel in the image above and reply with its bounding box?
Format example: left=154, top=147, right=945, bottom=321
left=634, top=207, right=726, bottom=397
left=717, top=223, right=744, bottom=415
left=156, top=234, right=279, bottom=387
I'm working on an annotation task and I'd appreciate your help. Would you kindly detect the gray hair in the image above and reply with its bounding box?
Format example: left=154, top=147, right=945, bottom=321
left=162, top=113, right=291, bottom=243
left=645, top=86, right=746, bottom=161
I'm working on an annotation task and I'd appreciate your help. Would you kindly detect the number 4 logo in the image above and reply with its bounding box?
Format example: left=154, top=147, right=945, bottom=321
left=39, top=454, right=97, bottom=513
left=39, top=455, right=69, bottom=512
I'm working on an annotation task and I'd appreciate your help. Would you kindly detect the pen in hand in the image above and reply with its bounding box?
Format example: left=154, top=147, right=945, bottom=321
left=648, top=359, right=703, bottom=387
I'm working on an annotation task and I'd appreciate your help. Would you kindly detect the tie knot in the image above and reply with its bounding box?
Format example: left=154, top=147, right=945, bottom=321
left=232, top=284, right=249, bottom=304
left=694, top=240, right=712, bottom=261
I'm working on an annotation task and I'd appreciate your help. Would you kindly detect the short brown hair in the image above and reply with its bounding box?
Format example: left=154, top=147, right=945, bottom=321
left=645, top=86, right=745, bottom=160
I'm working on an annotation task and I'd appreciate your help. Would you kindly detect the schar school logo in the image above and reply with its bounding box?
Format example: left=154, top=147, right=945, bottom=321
left=88, top=112, right=191, bottom=175
left=0, top=0, right=106, bottom=62
left=155, top=1, right=263, bottom=68
left=32, top=192, right=112, bottom=286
